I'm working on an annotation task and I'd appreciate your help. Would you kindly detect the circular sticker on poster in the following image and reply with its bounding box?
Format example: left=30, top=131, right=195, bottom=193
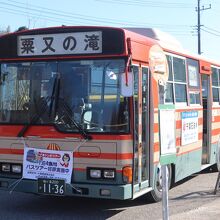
left=149, top=45, right=169, bottom=85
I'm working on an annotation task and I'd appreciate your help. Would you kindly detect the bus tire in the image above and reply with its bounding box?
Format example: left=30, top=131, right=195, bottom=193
left=147, top=164, right=172, bottom=203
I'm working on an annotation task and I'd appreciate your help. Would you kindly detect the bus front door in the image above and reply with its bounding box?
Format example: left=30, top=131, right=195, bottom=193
left=201, top=74, right=212, bottom=164
left=133, top=66, right=150, bottom=198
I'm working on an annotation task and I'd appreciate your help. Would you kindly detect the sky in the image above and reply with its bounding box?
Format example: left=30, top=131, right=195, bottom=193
left=0, top=0, right=219, bottom=61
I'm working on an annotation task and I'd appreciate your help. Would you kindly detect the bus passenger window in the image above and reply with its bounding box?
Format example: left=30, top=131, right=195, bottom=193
left=167, top=55, right=173, bottom=81
left=173, top=57, right=186, bottom=83
left=173, top=57, right=187, bottom=103
left=187, top=58, right=201, bottom=105
left=165, top=55, right=174, bottom=103
left=175, top=84, right=187, bottom=103
left=165, top=82, right=174, bottom=103
left=213, top=88, right=219, bottom=102
left=212, top=67, right=220, bottom=104
left=190, top=92, right=200, bottom=104
left=165, top=54, right=187, bottom=104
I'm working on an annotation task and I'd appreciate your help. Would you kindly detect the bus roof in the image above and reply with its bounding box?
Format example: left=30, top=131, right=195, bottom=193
left=0, top=25, right=219, bottom=67
left=125, top=28, right=183, bottom=51
left=124, top=27, right=220, bottom=67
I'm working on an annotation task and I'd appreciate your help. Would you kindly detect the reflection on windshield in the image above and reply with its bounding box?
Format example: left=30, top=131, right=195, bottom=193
left=0, top=59, right=129, bottom=133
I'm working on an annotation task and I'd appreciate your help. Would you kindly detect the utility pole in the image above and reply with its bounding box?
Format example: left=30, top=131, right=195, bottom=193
left=195, top=0, right=211, bottom=55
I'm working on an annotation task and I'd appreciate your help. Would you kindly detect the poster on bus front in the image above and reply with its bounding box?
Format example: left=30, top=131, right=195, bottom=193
left=23, top=147, right=73, bottom=183
left=181, top=111, right=198, bottom=146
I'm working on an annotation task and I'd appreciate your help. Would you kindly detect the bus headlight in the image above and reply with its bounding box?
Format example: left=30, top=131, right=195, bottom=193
left=11, top=165, right=22, bottom=174
left=89, top=169, right=101, bottom=179
left=1, top=164, right=10, bottom=172
left=103, top=170, right=115, bottom=179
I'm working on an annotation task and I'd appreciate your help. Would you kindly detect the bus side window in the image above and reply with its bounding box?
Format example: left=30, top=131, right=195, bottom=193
left=165, top=54, right=187, bottom=104
left=173, top=57, right=187, bottom=103
left=187, top=58, right=200, bottom=105
left=212, top=67, right=220, bottom=105
left=165, top=55, right=174, bottom=103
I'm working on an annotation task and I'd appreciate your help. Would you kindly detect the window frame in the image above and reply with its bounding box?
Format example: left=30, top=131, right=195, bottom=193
left=211, top=65, right=220, bottom=106
left=165, top=53, right=188, bottom=106
left=186, top=58, right=201, bottom=106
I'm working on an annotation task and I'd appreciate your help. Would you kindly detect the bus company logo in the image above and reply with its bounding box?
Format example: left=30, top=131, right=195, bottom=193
left=47, top=143, right=61, bottom=151
left=26, top=149, right=43, bottom=163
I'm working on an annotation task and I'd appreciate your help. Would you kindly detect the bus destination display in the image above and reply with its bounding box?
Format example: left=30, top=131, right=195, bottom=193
left=17, top=31, right=102, bottom=56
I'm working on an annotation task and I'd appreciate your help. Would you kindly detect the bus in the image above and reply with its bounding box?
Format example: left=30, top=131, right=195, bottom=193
left=0, top=26, right=219, bottom=202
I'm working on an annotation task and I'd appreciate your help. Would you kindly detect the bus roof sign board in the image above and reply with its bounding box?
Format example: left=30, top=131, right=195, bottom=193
left=17, top=31, right=102, bottom=56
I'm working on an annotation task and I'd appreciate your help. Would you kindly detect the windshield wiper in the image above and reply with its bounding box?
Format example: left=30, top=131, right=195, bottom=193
left=17, top=73, right=91, bottom=140
left=49, top=73, right=60, bottom=119
left=55, top=98, right=92, bottom=140
left=17, top=74, right=59, bottom=137
left=49, top=74, right=91, bottom=140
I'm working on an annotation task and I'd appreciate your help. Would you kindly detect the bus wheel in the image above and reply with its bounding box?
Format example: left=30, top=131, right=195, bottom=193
left=147, top=164, right=172, bottom=202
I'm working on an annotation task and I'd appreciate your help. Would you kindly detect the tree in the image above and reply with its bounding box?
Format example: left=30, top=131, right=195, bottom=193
left=0, top=25, right=11, bottom=35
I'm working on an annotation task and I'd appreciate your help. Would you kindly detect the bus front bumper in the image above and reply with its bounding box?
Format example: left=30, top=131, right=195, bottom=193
left=0, top=177, right=132, bottom=200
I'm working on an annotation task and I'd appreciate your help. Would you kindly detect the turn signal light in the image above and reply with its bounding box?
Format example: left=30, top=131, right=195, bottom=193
left=122, top=166, right=132, bottom=184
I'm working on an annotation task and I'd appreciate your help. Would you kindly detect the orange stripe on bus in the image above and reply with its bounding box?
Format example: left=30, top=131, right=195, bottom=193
left=212, top=115, right=220, bottom=122
left=73, top=168, right=86, bottom=172
left=154, top=108, right=202, bottom=114
left=154, top=132, right=203, bottom=154
left=154, top=142, right=160, bottom=152
left=0, top=148, right=133, bottom=161
left=154, top=117, right=203, bottom=132
left=153, top=146, right=202, bottom=164
left=0, top=148, right=24, bottom=155
left=73, top=152, right=133, bottom=160
left=117, top=153, right=133, bottom=160
left=175, top=108, right=203, bottom=113
left=154, top=124, right=159, bottom=133
left=116, top=170, right=123, bottom=173
left=0, top=148, right=133, bottom=160
left=177, top=146, right=201, bottom=156
left=212, top=128, right=220, bottom=136
left=0, top=125, right=133, bottom=140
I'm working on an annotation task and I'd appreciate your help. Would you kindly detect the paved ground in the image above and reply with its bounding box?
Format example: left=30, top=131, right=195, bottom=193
left=1, top=169, right=220, bottom=219
left=168, top=171, right=220, bottom=220
left=170, top=198, right=220, bottom=220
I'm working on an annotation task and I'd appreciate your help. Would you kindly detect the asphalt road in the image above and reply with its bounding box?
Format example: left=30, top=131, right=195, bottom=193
left=0, top=169, right=220, bottom=220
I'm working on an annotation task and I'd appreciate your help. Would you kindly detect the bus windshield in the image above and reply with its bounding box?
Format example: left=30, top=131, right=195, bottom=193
left=0, top=59, right=129, bottom=133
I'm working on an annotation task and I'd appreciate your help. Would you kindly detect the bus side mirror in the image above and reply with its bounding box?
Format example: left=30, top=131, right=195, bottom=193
left=120, top=71, right=133, bottom=97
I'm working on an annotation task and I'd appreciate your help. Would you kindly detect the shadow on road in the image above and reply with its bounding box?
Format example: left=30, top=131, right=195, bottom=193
left=0, top=191, right=155, bottom=220
left=170, top=190, right=216, bottom=201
